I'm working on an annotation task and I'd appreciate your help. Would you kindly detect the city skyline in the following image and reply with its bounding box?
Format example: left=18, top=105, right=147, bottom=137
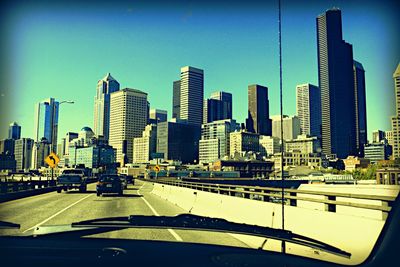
left=1, top=1, right=399, bottom=141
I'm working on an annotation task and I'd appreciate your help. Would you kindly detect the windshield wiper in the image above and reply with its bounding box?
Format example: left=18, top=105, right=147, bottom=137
left=70, top=214, right=350, bottom=258
left=0, top=221, right=20, bottom=229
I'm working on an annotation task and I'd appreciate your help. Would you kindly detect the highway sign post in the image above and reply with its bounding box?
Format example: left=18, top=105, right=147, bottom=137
left=45, top=152, right=60, bottom=180
left=154, top=165, right=160, bottom=179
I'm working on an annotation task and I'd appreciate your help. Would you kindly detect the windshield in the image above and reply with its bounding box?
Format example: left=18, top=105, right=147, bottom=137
left=0, top=0, right=399, bottom=266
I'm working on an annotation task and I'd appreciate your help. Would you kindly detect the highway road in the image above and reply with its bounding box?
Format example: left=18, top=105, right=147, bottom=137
left=0, top=180, right=250, bottom=248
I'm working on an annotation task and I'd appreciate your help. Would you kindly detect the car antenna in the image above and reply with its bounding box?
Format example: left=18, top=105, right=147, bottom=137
left=278, top=0, right=286, bottom=254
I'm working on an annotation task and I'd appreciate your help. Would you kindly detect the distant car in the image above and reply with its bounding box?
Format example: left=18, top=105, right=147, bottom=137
left=96, top=175, right=124, bottom=196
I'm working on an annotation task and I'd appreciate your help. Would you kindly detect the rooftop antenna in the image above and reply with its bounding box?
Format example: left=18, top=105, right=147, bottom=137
left=278, top=0, right=286, bottom=254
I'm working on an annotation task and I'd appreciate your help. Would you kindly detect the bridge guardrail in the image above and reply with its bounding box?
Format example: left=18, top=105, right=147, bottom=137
left=150, top=178, right=398, bottom=220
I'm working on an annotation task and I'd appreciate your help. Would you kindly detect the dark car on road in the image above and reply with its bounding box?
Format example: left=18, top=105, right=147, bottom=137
left=96, top=175, right=124, bottom=196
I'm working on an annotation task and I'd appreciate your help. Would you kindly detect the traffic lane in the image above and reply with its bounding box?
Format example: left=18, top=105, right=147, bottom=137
left=37, top=182, right=175, bottom=242
left=137, top=181, right=250, bottom=248
left=0, top=184, right=96, bottom=235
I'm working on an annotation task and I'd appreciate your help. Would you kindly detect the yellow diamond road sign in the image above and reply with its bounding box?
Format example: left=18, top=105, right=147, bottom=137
left=45, top=152, right=60, bottom=168
left=154, top=165, right=160, bottom=173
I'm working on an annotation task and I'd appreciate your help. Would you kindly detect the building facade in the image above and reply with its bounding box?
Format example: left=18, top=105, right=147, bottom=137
left=203, top=91, right=232, bottom=123
left=353, top=61, right=368, bottom=156
left=133, top=124, right=157, bottom=163
left=273, top=152, right=322, bottom=171
left=180, top=66, right=204, bottom=126
left=246, top=84, right=272, bottom=135
left=14, top=138, right=34, bottom=171
left=172, top=80, right=181, bottom=119
left=149, top=109, right=167, bottom=124
left=34, top=98, right=59, bottom=153
left=271, top=115, right=301, bottom=141
left=284, top=134, right=321, bottom=154
left=199, top=119, right=239, bottom=163
left=31, top=138, right=51, bottom=170
left=69, top=144, right=116, bottom=169
left=259, top=136, right=280, bottom=157
left=156, top=120, right=201, bottom=164
left=372, top=130, right=386, bottom=143
left=229, top=130, right=260, bottom=157
left=385, top=130, right=394, bottom=148
left=109, top=88, right=148, bottom=165
left=391, top=63, right=400, bottom=159
left=8, top=122, right=21, bottom=140
left=93, top=73, right=120, bottom=141
left=296, top=83, right=321, bottom=137
left=317, top=8, right=357, bottom=158
left=364, top=143, right=392, bottom=164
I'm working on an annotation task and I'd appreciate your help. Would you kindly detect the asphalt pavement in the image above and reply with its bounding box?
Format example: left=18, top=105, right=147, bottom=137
left=0, top=180, right=249, bottom=248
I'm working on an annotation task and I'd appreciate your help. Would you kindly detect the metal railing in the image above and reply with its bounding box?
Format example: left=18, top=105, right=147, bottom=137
left=152, top=178, right=397, bottom=220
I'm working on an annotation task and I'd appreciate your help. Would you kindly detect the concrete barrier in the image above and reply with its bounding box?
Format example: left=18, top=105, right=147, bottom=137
left=150, top=182, right=388, bottom=265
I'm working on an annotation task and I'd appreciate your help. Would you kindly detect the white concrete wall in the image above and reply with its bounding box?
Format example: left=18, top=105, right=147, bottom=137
left=150, top=182, right=398, bottom=265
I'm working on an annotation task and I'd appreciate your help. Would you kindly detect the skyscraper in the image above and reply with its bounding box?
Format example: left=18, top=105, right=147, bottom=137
left=8, top=122, right=21, bottom=140
left=109, top=88, right=148, bottom=165
left=14, top=138, right=34, bottom=171
left=246, top=84, right=272, bottom=135
left=203, top=91, right=233, bottom=123
left=391, top=63, right=400, bottom=159
left=317, top=8, right=357, bottom=158
left=149, top=109, right=168, bottom=124
left=180, top=66, right=204, bottom=126
left=172, top=80, right=181, bottom=119
left=353, top=61, right=368, bottom=156
left=34, top=98, right=59, bottom=153
left=296, top=83, right=321, bottom=137
left=271, top=115, right=301, bottom=141
left=93, top=73, right=120, bottom=141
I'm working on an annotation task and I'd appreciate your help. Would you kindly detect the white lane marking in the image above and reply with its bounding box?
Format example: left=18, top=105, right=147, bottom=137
left=138, top=182, right=183, bottom=242
left=23, top=194, right=93, bottom=233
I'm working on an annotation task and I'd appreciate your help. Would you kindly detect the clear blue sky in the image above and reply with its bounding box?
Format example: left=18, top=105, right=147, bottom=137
left=1, top=0, right=399, bottom=142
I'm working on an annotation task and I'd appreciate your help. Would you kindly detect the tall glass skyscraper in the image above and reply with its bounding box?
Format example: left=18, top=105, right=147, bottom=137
left=180, top=66, right=204, bottom=126
left=34, top=98, right=59, bottom=153
left=203, top=91, right=233, bottom=124
left=353, top=61, right=368, bottom=156
left=317, top=8, right=357, bottom=158
left=246, top=84, right=272, bottom=136
left=93, top=73, right=120, bottom=141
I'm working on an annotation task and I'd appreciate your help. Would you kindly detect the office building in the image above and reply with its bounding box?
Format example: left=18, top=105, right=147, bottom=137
left=172, top=80, right=181, bottom=119
left=69, top=143, right=116, bottom=169
left=317, top=8, right=357, bottom=158
left=149, top=109, right=167, bottom=124
left=0, top=139, right=15, bottom=155
left=273, top=152, right=322, bottom=171
left=296, top=84, right=321, bottom=137
left=364, top=143, right=392, bottom=164
left=133, top=124, right=157, bottom=163
left=372, top=130, right=386, bottom=143
left=353, top=61, right=368, bottom=156
left=93, top=73, right=120, bottom=141
left=203, top=91, right=232, bottom=123
left=156, top=120, right=201, bottom=164
left=229, top=130, right=260, bottom=157
left=8, top=122, right=21, bottom=140
left=285, top=134, right=321, bottom=154
left=34, top=98, right=59, bottom=153
left=31, top=138, right=51, bottom=169
left=109, top=88, right=148, bottom=165
left=259, top=136, right=280, bottom=157
left=199, top=119, right=239, bottom=163
left=391, top=63, right=400, bottom=159
left=385, top=130, right=394, bottom=147
left=0, top=154, right=16, bottom=172
left=271, top=115, right=301, bottom=140
left=246, top=84, right=272, bottom=135
left=180, top=66, right=204, bottom=126
left=14, top=138, right=34, bottom=171
left=213, top=159, right=274, bottom=178
left=62, top=132, right=79, bottom=158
